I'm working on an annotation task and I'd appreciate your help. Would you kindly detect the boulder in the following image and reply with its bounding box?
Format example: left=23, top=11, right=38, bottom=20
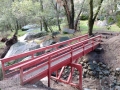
left=96, top=20, right=108, bottom=26
left=63, top=28, right=75, bottom=34
left=19, top=32, right=47, bottom=41
left=52, top=31, right=60, bottom=37
left=116, top=68, right=120, bottom=72
left=21, top=24, right=39, bottom=31
left=4, top=42, right=40, bottom=64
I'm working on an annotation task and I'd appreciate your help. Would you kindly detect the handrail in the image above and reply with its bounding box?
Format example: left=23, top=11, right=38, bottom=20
left=0, top=34, right=89, bottom=78
left=19, top=35, right=101, bottom=85
left=0, top=34, right=101, bottom=90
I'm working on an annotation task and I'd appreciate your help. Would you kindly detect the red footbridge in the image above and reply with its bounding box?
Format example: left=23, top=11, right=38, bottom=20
left=0, top=34, right=101, bottom=90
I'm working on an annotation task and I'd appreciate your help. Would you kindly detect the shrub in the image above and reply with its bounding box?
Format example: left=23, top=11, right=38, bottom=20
left=80, top=14, right=89, bottom=20
left=107, top=16, right=115, bottom=25
left=116, top=15, right=120, bottom=28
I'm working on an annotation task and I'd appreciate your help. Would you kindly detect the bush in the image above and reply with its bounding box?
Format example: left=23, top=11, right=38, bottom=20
left=107, top=16, right=115, bottom=25
left=80, top=14, right=89, bottom=20
left=117, top=15, right=120, bottom=28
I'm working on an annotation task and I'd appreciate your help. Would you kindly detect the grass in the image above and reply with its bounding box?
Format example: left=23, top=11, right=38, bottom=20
left=0, top=20, right=120, bottom=48
left=80, top=20, right=120, bottom=33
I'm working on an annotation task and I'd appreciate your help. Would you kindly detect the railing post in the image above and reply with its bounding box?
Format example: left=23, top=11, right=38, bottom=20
left=70, top=47, right=73, bottom=63
left=92, top=39, right=94, bottom=50
left=31, top=54, right=34, bottom=59
left=20, top=67, right=24, bottom=85
left=83, top=43, right=85, bottom=56
left=1, top=62, right=5, bottom=79
left=48, top=56, right=51, bottom=87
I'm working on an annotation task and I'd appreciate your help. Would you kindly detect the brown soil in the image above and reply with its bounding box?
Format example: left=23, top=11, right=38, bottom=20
left=0, top=30, right=120, bottom=90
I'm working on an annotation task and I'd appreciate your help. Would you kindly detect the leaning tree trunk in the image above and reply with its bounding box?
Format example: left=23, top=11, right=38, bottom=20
left=74, top=0, right=85, bottom=30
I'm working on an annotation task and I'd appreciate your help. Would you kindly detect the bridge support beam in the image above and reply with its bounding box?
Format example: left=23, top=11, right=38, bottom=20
left=51, top=63, right=82, bottom=90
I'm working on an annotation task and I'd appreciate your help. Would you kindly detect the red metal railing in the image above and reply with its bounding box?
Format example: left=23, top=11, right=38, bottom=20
left=8, top=35, right=101, bottom=90
left=0, top=34, right=101, bottom=90
left=0, top=34, right=88, bottom=78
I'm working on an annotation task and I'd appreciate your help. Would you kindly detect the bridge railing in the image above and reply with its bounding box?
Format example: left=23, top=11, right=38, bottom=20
left=0, top=34, right=89, bottom=78
left=10, top=35, right=101, bottom=85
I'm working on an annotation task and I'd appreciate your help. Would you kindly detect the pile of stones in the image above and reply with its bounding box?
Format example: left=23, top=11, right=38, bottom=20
left=80, top=59, right=111, bottom=79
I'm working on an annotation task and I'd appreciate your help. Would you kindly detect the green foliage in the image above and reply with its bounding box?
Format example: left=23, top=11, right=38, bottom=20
left=116, top=15, right=120, bottom=28
left=80, top=14, right=89, bottom=20
left=107, top=16, right=115, bottom=25
left=63, top=32, right=69, bottom=34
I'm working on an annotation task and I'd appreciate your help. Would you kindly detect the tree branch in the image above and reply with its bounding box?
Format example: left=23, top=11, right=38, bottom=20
left=93, top=0, right=104, bottom=21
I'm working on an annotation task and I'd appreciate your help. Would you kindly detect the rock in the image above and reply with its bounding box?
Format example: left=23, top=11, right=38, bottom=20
left=32, top=84, right=37, bottom=88
left=59, top=36, right=69, bottom=42
left=83, top=69, right=87, bottom=73
left=99, top=71, right=103, bottom=75
left=84, top=88, right=91, bottom=90
left=117, top=82, right=120, bottom=86
left=80, top=61, right=84, bottom=65
left=83, top=59, right=89, bottom=63
left=19, top=32, right=47, bottom=41
left=95, top=66, right=101, bottom=72
left=104, top=81, right=108, bottom=85
left=110, top=83, right=116, bottom=88
left=101, top=64, right=107, bottom=68
left=94, top=47, right=103, bottom=54
left=116, top=68, right=120, bottom=72
left=52, top=31, right=60, bottom=37
left=88, top=65, right=94, bottom=70
left=4, top=42, right=40, bottom=63
left=102, top=70, right=110, bottom=76
left=98, top=62, right=103, bottom=66
left=83, top=63, right=88, bottom=68
left=99, top=75, right=103, bottom=79
left=63, top=28, right=75, bottom=34
left=88, top=71, right=93, bottom=76
left=93, top=60, right=97, bottom=64
left=96, top=20, right=108, bottom=26
left=21, top=24, right=39, bottom=31
left=40, top=39, right=54, bottom=47
left=115, top=86, right=120, bottom=90
left=87, top=61, right=93, bottom=65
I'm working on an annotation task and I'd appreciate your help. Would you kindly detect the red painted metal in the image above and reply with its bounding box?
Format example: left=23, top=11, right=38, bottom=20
left=0, top=34, right=88, bottom=78
left=0, top=34, right=101, bottom=90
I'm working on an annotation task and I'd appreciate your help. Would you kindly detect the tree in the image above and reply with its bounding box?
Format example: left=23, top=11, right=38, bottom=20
left=51, top=0, right=62, bottom=31
left=57, top=0, right=74, bottom=29
left=88, top=0, right=104, bottom=35
left=74, top=0, right=86, bottom=30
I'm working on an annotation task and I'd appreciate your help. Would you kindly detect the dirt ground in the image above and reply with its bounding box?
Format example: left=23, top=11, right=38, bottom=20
left=0, top=30, right=120, bottom=90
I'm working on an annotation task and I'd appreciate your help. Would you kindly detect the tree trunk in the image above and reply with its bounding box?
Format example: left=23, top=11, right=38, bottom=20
left=69, top=0, right=74, bottom=29
left=14, top=19, right=19, bottom=35
left=40, top=0, right=48, bottom=32
left=88, top=0, right=104, bottom=35
left=40, top=21, right=42, bottom=31
left=43, top=20, right=48, bottom=32
left=53, top=1, right=61, bottom=31
left=88, top=20, right=94, bottom=35
left=74, top=0, right=85, bottom=30
left=62, top=0, right=74, bottom=29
